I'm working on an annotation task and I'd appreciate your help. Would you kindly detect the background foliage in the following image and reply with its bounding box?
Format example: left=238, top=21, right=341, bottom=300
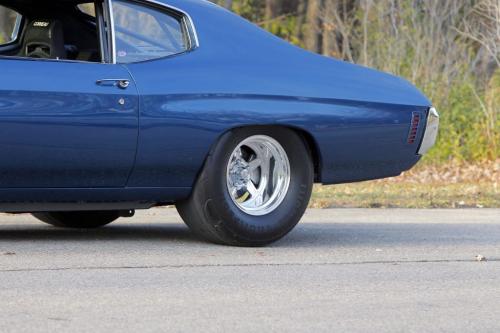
left=213, top=0, right=500, bottom=163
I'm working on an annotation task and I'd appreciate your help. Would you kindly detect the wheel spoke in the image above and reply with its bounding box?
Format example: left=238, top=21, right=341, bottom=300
left=244, top=181, right=265, bottom=208
left=254, top=191, right=265, bottom=207
left=230, top=187, right=239, bottom=199
left=259, top=150, right=271, bottom=183
left=248, top=158, right=262, bottom=171
left=236, top=147, right=244, bottom=158
left=226, top=135, right=290, bottom=216
left=246, top=180, right=258, bottom=196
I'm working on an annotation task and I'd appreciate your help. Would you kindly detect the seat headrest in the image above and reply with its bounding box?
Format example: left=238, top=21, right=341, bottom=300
left=23, top=19, right=66, bottom=59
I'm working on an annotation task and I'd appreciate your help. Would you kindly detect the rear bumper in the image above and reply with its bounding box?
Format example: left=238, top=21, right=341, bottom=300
left=418, top=107, right=439, bottom=155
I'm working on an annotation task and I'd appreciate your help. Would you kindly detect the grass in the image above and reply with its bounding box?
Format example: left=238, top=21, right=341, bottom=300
left=310, top=160, right=499, bottom=208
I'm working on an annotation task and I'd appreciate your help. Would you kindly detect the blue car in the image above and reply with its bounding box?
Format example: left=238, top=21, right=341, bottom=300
left=0, top=0, right=439, bottom=245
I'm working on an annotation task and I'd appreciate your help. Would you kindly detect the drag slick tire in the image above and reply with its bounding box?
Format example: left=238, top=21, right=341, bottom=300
left=177, top=127, right=314, bottom=246
left=32, top=211, right=120, bottom=228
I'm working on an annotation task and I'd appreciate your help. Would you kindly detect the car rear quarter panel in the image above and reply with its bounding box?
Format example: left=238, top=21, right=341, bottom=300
left=126, top=0, right=430, bottom=188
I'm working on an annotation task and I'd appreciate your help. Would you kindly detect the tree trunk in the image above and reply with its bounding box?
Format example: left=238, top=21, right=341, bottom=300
left=295, top=0, right=307, bottom=42
left=264, top=0, right=278, bottom=30
left=305, top=0, right=323, bottom=53
left=322, top=0, right=339, bottom=57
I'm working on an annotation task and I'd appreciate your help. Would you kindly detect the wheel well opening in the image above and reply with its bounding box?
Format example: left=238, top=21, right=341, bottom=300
left=288, top=127, right=321, bottom=183
left=221, top=125, right=322, bottom=183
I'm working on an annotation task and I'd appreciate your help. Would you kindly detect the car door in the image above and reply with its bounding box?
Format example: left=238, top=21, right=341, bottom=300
left=0, top=0, right=139, bottom=188
left=0, top=58, right=138, bottom=188
left=107, top=0, right=200, bottom=188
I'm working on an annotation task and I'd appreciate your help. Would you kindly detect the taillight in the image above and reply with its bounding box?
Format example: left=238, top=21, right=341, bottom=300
left=407, top=112, right=421, bottom=144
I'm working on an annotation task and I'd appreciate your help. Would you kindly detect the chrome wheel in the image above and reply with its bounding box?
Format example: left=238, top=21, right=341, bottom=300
left=226, top=135, right=291, bottom=216
left=178, top=127, right=313, bottom=246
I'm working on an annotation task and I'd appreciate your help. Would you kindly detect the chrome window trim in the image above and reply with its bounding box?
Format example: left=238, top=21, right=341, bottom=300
left=181, top=15, right=193, bottom=49
left=10, top=14, right=23, bottom=41
left=106, top=0, right=117, bottom=64
left=95, top=2, right=108, bottom=63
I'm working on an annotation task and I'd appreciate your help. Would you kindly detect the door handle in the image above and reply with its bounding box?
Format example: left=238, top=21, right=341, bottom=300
left=96, top=79, right=130, bottom=89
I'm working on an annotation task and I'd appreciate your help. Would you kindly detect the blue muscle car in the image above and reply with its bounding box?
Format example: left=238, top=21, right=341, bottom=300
left=0, top=0, right=439, bottom=245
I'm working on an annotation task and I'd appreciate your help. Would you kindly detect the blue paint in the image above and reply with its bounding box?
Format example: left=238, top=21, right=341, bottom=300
left=0, top=59, right=139, bottom=187
left=0, top=0, right=432, bottom=211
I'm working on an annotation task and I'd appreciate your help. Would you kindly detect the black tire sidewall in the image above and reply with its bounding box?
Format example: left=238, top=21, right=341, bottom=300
left=203, top=127, right=313, bottom=244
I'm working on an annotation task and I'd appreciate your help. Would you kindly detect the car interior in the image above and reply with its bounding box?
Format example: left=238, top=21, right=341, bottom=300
left=0, top=0, right=106, bottom=63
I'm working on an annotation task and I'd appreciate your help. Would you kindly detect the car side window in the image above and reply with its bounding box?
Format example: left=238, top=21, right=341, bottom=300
left=77, top=3, right=96, bottom=17
left=112, top=0, right=190, bottom=63
left=0, top=6, right=22, bottom=46
left=0, top=2, right=104, bottom=63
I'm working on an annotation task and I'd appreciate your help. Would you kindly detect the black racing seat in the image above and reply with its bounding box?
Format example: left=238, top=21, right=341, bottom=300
left=21, top=19, right=67, bottom=59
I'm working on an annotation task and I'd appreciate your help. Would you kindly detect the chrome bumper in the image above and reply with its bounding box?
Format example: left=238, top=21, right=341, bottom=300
left=418, top=107, right=439, bottom=155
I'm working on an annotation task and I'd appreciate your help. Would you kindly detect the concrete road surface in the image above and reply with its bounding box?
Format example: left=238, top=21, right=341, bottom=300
left=0, top=208, right=499, bottom=332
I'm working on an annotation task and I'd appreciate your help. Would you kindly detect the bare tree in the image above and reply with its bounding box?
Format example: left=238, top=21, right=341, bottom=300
left=360, top=0, right=372, bottom=66
left=305, top=0, right=322, bottom=52
left=264, top=0, right=278, bottom=30
left=457, top=0, right=500, bottom=78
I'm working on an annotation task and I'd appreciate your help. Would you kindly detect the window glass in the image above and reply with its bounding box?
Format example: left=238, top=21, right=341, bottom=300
left=0, top=6, right=22, bottom=45
left=77, top=3, right=96, bottom=17
left=112, top=0, right=188, bottom=63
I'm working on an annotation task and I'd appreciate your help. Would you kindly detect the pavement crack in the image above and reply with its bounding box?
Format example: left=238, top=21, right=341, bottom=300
left=0, top=258, right=498, bottom=273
